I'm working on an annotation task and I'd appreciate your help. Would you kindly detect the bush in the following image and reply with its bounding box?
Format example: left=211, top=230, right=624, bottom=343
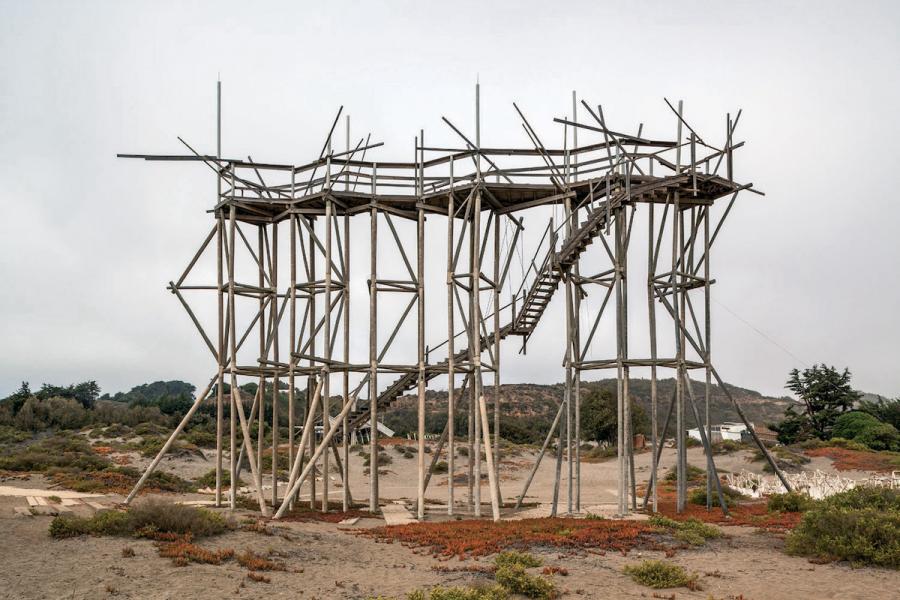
left=767, top=492, right=815, bottom=513
left=195, top=468, right=243, bottom=489
left=183, top=429, right=217, bottom=448
left=648, top=515, right=722, bottom=546
left=494, top=550, right=542, bottom=569
left=855, top=423, right=900, bottom=452
left=0, top=434, right=109, bottom=472
left=833, top=411, right=882, bottom=440
left=821, top=437, right=871, bottom=452
left=48, top=499, right=230, bottom=539
left=433, top=460, right=449, bottom=474
left=785, top=487, right=900, bottom=567
left=407, top=585, right=508, bottom=600
left=689, top=484, right=745, bottom=508
left=494, top=564, right=555, bottom=599
left=623, top=560, right=699, bottom=589
left=663, top=464, right=704, bottom=483
left=833, top=412, right=900, bottom=451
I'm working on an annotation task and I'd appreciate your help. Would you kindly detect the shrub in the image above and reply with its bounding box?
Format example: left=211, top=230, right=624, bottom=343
left=688, top=484, right=745, bottom=508
left=833, top=412, right=900, bottom=451
left=820, top=486, right=900, bottom=512
left=0, top=425, right=30, bottom=445
left=362, top=451, right=392, bottom=467
left=823, top=437, right=870, bottom=452
left=663, top=464, right=704, bottom=482
left=785, top=487, right=900, bottom=567
left=623, top=560, right=699, bottom=589
left=494, top=565, right=555, bottom=599
left=855, top=423, right=900, bottom=452
left=767, top=492, right=815, bottom=513
left=183, top=429, right=217, bottom=448
left=648, top=515, right=722, bottom=546
left=195, top=468, right=243, bottom=489
left=494, top=550, right=542, bottom=569
left=833, top=411, right=882, bottom=440
left=48, top=499, right=230, bottom=539
left=0, top=434, right=109, bottom=473
left=129, top=499, right=229, bottom=537
left=407, top=585, right=508, bottom=600
left=433, top=460, right=449, bottom=474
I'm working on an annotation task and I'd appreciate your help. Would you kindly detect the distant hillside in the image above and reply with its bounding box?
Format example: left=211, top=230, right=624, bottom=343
left=384, top=377, right=796, bottom=440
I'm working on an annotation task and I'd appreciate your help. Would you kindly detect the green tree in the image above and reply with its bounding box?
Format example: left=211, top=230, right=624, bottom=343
left=784, top=365, right=861, bottom=441
left=579, top=388, right=648, bottom=444
left=1, top=381, right=33, bottom=415
left=858, top=395, right=900, bottom=431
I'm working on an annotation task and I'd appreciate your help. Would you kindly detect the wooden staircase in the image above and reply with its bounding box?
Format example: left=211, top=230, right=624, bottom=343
left=339, top=176, right=687, bottom=434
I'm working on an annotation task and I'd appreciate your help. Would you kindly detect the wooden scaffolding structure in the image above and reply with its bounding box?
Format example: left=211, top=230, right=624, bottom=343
left=119, top=83, right=791, bottom=521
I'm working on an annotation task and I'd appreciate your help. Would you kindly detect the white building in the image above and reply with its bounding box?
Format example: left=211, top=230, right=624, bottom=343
left=688, top=422, right=749, bottom=443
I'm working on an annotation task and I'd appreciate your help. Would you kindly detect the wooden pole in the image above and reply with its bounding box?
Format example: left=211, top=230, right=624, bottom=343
left=446, top=160, right=456, bottom=516
left=369, top=165, right=379, bottom=513
left=416, top=133, right=426, bottom=520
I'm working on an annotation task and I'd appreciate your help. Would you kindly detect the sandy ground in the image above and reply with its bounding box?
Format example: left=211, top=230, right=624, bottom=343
left=1, top=491, right=897, bottom=600
left=1, top=442, right=897, bottom=599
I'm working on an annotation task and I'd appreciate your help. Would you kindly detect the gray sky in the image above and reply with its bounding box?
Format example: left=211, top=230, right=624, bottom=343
left=1, top=0, right=898, bottom=400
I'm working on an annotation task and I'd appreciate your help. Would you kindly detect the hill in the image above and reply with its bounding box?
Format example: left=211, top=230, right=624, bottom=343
left=382, top=377, right=796, bottom=442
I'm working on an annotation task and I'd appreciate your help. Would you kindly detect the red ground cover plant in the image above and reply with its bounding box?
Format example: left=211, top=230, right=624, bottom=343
left=804, top=447, right=899, bottom=473
left=651, top=483, right=801, bottom=532
left=355, top=517, right=659, bottom=559
left=655, top=498, right=802, bottom=532
left=278, top=503, right=371, bottom=524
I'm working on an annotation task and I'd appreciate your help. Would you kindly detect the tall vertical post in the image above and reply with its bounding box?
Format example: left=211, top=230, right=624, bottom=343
left=647, top=201, right=659, bottom=513
left=322, top=154, right=333, bottom=513
left=368, top=164, right=379, bottom=513
left=564, top=196, right=574, bottom=515
left=257, top=226, right=266, bottom=481
left=287, top=192, right=297, bottom=508
left=416, top=133, right=427, bottom=520
left=614, top=205, right=627, bottom=516
left=446, top=163, right=455, bottom=516
left=214, top=80, right=224, bottom=508
left=271, top=223, right=279, bottom=506
left=342, top=118, right=352, bottom=512
left=673, top=99, right=686, bottom=512
left=308, top=216, right=317, bottom=509
left=342, top=209, right=351, bottom=511
left=492, top=201, right=501, bottom=494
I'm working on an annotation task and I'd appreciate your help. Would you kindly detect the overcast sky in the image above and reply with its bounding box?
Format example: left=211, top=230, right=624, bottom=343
left=1, top=0, right=898, bottom=400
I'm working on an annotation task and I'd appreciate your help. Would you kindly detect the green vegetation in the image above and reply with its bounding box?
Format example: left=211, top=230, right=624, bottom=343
left=648, top=515, right=722, bottom=546
left=195, top=468, right=243, bottom=489
left=406, top=586, right=508, bottom=600
left=688, top=484, right=745, bottom=508
left=773, top=365, right=861, bottom=444
left=833, top=411, right=900, bottom=451
left=403, top=551, right=553, bottom=600
left=0, top=431, right=193, bottom=493
left=494, top=565, right=555, bottom=599
left=751, top=445, right=810, bottom=472
left=49, top=499, right=230, bottom=539
left=785, top=487, right=900, bottom=568
left=623, top=560, right=699, bottom=590
left=663, top=464, right=705, bottom=483
left=767, top=492, right=815, bottom=513
left=493, top=550, right=542, bottom=569
left=859, top=396, right=900, bottom=430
